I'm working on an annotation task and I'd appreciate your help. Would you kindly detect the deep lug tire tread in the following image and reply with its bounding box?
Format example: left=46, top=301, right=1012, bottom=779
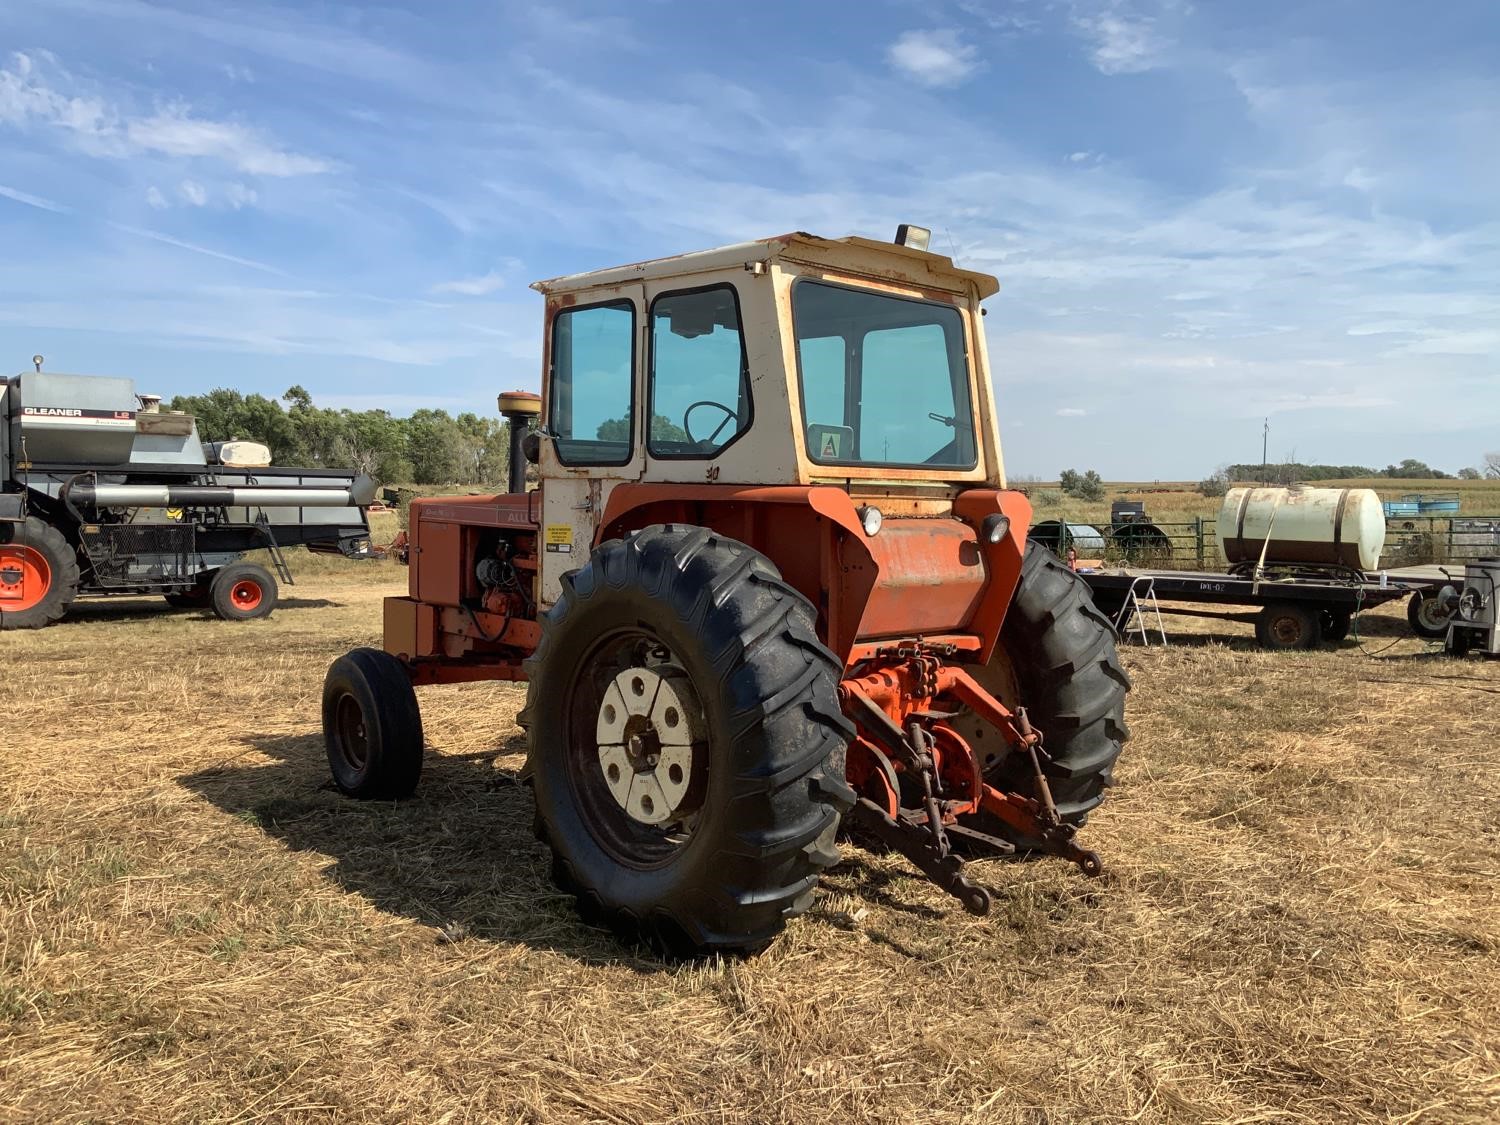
left=984, top=542, right=1131, bottom=825
left=522, top=524, right=853, bottom=957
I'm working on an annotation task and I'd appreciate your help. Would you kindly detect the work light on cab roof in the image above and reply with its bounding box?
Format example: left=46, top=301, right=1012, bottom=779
left=318, top=227, right=1129, bottom=957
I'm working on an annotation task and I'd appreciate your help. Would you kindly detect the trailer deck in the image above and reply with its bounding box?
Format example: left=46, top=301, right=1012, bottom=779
left=1075, top=564, right=1450, bottom=649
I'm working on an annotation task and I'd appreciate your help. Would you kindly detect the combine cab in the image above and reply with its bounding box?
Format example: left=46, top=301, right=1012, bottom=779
left=0, top=360, right=374, bottom=629
left=322, top=229, right=1129, bottom=953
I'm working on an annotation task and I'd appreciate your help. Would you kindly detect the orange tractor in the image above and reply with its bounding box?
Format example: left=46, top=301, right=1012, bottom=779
left=322, top=228, right=1129, bottom=954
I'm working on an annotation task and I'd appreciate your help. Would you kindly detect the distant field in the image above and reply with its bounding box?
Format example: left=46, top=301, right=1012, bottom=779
left=2, top=561, right=1497, bottom=1122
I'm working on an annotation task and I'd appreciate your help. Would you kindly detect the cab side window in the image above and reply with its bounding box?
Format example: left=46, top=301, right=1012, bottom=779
left=550, top=300, right=635, bottom=466
left=648, top=286, right=751, bottom=458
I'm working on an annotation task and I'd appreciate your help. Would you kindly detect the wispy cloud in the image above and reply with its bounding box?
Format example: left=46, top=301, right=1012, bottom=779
left=887, top=30, right=979, bottom=88
left=1057, top=407, right=1088, bottom=417
left=108, top=223, right=285, bottom=274
left=0, top=51, right=330, bottom=179
left=126, top=106, right=331, bottom=176
left=178, top=178, right=207, bottom=206
left=1069, top=2, right=1172, bottom=75
left=431, top=271, right=506, bottom=297
left=0, top=182, right=69, bottom=212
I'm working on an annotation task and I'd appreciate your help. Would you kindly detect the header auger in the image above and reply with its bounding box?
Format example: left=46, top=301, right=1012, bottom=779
left=321, top=228, right=1130, bottom=955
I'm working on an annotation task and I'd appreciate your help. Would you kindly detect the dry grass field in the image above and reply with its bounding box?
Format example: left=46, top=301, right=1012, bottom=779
left=3, top=557, right=1498, bottom=1123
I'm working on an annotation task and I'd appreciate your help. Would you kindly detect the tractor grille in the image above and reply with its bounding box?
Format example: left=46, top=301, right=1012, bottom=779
left=79, top=523, right=196, bottom=586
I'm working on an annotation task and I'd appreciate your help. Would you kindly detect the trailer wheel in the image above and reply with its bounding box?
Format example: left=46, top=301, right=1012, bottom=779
left=1255, top=602, right=1321, bottom=650
left=0, top=516, right=80, bottom=630
left=1320, top=609, right=1352, bottom=643
left=957, top=542, right=1130, bottom=841
left=1407, top=590, right=1453, bottom=640
left=522, top=525, right=854, bottom=956
left=323, top=648, right=424, bottom=799
left=210, top=563, right=278, bottom=621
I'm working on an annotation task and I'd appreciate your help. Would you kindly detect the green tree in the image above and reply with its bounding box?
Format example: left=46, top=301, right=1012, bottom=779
left=1077, top=470, right=1105, bottom=501
left=406, top=409, right=467, bottom=484
left=1059, top=469, right=1081, bottom=495
left=1458, top=466, right=1481, bottom=480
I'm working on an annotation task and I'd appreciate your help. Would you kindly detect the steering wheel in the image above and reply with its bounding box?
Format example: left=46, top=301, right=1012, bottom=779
left=683, top=400, right=738, bottom=447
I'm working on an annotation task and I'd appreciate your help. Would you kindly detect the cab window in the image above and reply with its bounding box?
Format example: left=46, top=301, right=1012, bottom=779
left=648, top=286, right=751, bottom=458
left=549, top=300, right=635, bottom=466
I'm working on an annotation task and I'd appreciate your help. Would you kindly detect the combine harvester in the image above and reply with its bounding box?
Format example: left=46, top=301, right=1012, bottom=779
left=0, top=357, right=375, bottom=629
left=320, top=227, right=1130, bottom=954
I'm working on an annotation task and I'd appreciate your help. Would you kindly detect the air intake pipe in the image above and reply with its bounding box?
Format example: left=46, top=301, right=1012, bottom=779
left=497, top=390, right=542, bottom=493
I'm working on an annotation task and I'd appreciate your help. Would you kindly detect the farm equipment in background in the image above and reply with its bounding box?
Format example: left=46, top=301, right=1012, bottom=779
left=0, top=358, right=375, bottom=629
left=320, top=228, right=1130, bottom=954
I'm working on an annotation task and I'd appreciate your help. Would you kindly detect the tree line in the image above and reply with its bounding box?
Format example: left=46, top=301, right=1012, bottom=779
left=167, top=386, right=514, bottom=485
left=1220, top=458, right=1499, bottom=483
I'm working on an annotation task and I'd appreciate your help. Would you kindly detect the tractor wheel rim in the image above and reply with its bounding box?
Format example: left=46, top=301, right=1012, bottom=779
left=0, top=545, right=51, bottom=612
left=230, top=579, right=263, bottom=610
left=566, top=630, right=708, bottom=868
left=595, top=664, right=705, bottom=827
left=334, top=693, right=369, bottom=770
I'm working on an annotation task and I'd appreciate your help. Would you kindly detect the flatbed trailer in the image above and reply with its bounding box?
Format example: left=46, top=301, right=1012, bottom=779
left=1075, top=565, right=1449, bottom=650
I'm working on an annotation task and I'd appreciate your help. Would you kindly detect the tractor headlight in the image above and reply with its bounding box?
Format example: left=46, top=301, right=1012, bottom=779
left=858, top=505, right=883, bottom=537
left=981, top=513, right=1011, bottom=544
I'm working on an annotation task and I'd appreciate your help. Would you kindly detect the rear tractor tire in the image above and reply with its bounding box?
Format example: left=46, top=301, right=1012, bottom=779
left=0, top=516, right=81, bottom=630
left=521, top=525, right=854, bottom=957
left=958, top=542, right=1130, bottom=842
left=323, top=647, right=424, bottom=799
left=210, top=562, right=278, bottom=621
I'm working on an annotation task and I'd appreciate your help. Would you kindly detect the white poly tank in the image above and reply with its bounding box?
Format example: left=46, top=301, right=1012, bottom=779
left=1218, top=486, right=1385, bottom=571
left=216, top=440, right=273, bottom=468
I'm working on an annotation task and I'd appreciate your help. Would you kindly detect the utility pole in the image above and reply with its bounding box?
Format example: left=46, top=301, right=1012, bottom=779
left=1261, top=417, right=1269, bottom=484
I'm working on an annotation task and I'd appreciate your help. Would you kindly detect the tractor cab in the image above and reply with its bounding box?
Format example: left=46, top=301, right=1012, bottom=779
left=530, top=229, right=1006, bottom=603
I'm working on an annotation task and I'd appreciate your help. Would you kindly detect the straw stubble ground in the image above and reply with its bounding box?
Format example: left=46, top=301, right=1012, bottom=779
left=1, top=566, right=1497, bottom=1123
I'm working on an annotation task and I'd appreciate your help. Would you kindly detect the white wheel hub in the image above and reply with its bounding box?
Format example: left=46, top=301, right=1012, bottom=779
left=595, top=665, right=705, bottom=825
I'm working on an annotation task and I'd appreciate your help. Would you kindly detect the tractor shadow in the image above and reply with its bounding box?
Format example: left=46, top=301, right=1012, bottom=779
left=178, top=732, right=679, bottom=972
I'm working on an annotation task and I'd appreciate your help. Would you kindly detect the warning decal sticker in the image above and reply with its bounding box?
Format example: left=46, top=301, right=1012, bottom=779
left=544, top=524, right=573, bottom=553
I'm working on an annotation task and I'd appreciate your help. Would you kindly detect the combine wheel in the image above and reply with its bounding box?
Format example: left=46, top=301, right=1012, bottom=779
left=323, top=648, right=424, bottom=799
left=0, top=516, right=80, bottom=630
left=522, top=525, right=854, bottom=956
left=1255, top=602, right=1321, bottom=650
left=210, top=562, right=278, bottom=621
left=1407, top=590, right=1453, bottom=640
left=955, top=542, right=1130, bottom=843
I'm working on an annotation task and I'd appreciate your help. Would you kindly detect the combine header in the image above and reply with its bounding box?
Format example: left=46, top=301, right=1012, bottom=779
left=1, top=359, right=374, bottom=628
left=322, top=228, right=1130, bottom=953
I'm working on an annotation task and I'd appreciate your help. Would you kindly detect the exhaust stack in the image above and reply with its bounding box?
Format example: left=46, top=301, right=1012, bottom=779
left=497, top=390, right=542, bottom=493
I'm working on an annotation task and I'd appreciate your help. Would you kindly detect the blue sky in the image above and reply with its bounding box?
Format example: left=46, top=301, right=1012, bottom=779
left=1, top=0, right=1496, bottom=478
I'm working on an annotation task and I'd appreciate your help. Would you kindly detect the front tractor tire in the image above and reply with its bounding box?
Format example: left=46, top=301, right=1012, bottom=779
left=323, top=648, right=424, bottom=799
left=210, top=562, right=278, bottom=621
left=0, top=516, right=81, bottom=630
left=961, top=543, right=1131, bottom=838
left=522, top=525, right=854, bottom=957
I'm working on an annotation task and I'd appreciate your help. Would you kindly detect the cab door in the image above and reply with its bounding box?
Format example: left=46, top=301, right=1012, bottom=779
left=537, top=283, right=644, bottom=606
